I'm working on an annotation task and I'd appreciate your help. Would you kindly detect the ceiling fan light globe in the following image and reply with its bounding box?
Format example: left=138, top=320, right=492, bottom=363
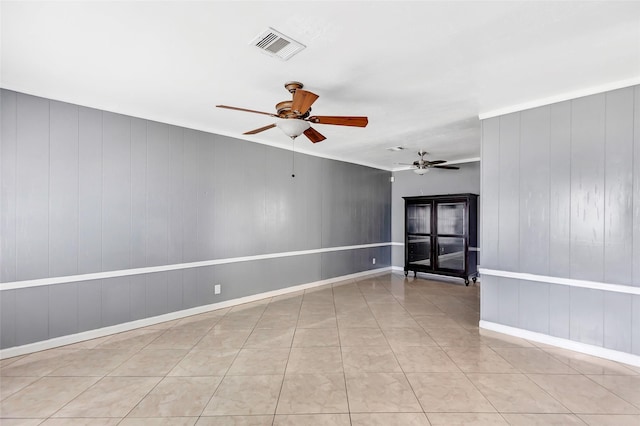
left=413, top=168, right=429, bottom=175
left=276, top=118, right=310, bottom=138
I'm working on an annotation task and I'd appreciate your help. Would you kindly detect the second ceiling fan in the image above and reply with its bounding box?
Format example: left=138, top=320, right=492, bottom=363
left=216, top=81, right=368, bottom=143
left=399, top=151, right=460, bottom=175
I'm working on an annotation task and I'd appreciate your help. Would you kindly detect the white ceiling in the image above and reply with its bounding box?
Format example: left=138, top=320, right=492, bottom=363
left=2, top=1, right=639, bottom=170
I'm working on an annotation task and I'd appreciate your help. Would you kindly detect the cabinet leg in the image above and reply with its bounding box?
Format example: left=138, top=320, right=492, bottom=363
left=413, top=271, right=417, bottom=277
left=465, top=278, right=469, bottom=286
left=404, top=271, right=408, bottom=277
left=472, top=277, right=477, bottom=284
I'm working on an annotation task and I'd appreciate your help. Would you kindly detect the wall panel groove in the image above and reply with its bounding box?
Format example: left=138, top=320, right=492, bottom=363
left=633, top=87, right=640, bottom=286
left=1, top=90, right=18, bottom=282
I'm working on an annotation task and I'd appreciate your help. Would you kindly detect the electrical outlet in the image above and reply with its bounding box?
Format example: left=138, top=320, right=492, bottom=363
left=214, top=284, right=221, bottom=295
left=372, top=257, right=376, bottom=265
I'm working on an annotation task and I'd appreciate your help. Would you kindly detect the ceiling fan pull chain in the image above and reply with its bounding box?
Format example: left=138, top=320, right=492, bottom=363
left=291, top=136, right=296, bottom=178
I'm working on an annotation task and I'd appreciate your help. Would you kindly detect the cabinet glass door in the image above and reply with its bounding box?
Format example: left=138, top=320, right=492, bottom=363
left=437, top=202, right=465, bottom=235
left=408, top=234, right=431, bottom=266
left=407, top=204, right=431, bottom=234
left=436, top=237, right=465, bottom=271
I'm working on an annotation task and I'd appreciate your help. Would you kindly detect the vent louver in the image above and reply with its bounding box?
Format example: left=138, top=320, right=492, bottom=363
left=250, top=28, right=305, bottom=61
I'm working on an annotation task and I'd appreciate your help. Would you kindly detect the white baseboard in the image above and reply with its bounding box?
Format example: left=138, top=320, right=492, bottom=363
left=479, top=320, right=640, bottom=367
left=0, top=267, right=391, bottom=359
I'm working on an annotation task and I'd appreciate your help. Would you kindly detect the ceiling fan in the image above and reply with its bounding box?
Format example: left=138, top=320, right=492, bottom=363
left=399, top=151, right=460, bottom=175
left=216, top=81, right=368, bottom=143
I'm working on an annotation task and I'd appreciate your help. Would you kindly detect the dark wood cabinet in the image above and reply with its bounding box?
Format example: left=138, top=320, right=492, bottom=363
left=403, top=193, right=478, bottom=285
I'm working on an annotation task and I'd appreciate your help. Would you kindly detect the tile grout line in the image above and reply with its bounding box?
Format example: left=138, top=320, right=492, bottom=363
left=334, top=279, right=354, bottom=425
left=361, top=275, right=430, bottom=420
left=271, top=292, right=303, bottom=424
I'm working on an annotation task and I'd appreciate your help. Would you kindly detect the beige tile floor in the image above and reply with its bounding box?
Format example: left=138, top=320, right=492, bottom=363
left=1, top=272, right=639, bottom=425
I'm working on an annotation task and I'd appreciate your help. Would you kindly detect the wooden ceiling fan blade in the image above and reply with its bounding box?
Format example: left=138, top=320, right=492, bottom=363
left=243, top=123, right=276, bottom=135
left=216, top=105, right=278, bottom=117
left=303, top=127, right=326, bottom=143
left=427, top=160, right=447, bottom=165
left=291, top=89, right=319, bottom=114
left=433, top=165, right=460, bottom=170
left=307, top=116, right=368, bottom=127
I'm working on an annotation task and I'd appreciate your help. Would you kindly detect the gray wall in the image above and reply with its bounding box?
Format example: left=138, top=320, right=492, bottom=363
left=0, top=89, right=391, bottom=350
left=481, top=85, right=640, bottom=356
left=391, top=162, right=481, bottom=267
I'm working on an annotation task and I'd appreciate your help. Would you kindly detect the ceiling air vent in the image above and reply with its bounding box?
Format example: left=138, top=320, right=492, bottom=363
left=250, top=27, right=305, bottom=61
left=386, top=146, right=406, bottom=152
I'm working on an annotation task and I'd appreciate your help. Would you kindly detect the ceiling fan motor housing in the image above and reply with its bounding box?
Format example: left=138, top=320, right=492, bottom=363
left=276, top=100, right=311, bottom=118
